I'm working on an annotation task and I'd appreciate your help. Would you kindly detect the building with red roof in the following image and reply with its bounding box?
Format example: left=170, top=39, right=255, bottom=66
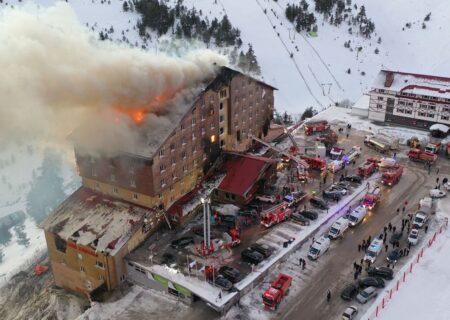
left=212, top=154, right=277, bottom=205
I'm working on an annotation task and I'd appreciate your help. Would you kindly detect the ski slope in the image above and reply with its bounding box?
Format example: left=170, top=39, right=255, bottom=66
left=2, top=0, right=449, bottom=115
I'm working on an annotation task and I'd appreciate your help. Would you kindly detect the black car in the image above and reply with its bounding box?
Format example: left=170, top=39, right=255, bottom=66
left=209, top=275, right=233, bottom=291
left=358, top=277, right=385, bottom=289
left=389, top=231, right=403, bottom=244
left=241, top=248, right=265, bottom=265
left=218, top=266, right=241, bottom=283
left=291, top=212, right=311, bottom=226
left=367, top=266, right=394, bottom=280
left=218, top=214, right=237, bottom=227
left=162, top=252, right=177, bottom=267
left=344, top=175, right=363, bottom=184
left=341, top=284, right=359, bottom=301
left=299, top=210, right=319, bottom=220
left=387, top=248, right=402, bottom=264
left=250, top=243, right=273, bottom=258
left=322, top=190, right=343, bottom=200
left=309, top=197, right=328, bottom=209
left=170, top=236, right=195, bottom=249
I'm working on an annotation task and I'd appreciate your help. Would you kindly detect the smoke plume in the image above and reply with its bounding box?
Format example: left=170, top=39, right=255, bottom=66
left=0, top=3, right=227, bottom=155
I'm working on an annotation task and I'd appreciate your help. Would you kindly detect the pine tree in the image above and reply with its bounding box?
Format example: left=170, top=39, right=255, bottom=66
left=245, top=45, right=261, bottom=75
left=123, top=1, right=129, bottom=12
left=374, top=48, right=379, bottom=54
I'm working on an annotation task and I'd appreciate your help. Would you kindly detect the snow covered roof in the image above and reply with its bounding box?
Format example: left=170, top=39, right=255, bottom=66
left=429, top=123, right=449, bottom=133
left=372, top=70, right=450, bottom=99
left=42, top=187, right=156, bottom=254
left=352, top=94, right=370, bottom=110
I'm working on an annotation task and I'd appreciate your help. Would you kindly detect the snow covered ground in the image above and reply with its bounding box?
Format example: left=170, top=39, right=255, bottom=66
left=3, top=0, right=449, bottom=114
left=0, top=141, right=79, bottom=284
left=363, top=196, right=450, bottom=320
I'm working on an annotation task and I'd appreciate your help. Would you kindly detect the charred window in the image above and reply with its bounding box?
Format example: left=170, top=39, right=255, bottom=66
left=54, top=235, right=67, bottom=253
left=237, top=130, right=241, bottom=142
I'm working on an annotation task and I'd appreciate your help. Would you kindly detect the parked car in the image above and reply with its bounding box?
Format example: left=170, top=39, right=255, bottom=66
left=322, top=189, right=343, bottom=200
left=429, top=189, right=446, bottom=198
left=331, top=182, right=350, bottom=192
left=291, top=212, right=311, bottom=226
left=162, top=252, right=177, bottom=268
left=387, top=248, right=402, bottom=264
left=284, top=191, right=307, bottom=207
left=250, top=243, right=273, bottom=258
left=217, top=214, right=237, bottom=227
left=309, top=197, right=328, bottom=209
left=389, top=231, right=403, bottom=244
left=170, top=236, right=195, bottom=249
left=413, top=212, right=428, bottom=229
left=209, top=275, right=233, bottom=291
left=241, top=248, right=265, bottom=265
left=344, top=175, right=363, bottom=184
left=367, top=266, right=394, bottom=280
left=218, top=266, right=241, bottom=283
left=341, top=284, right=359, bottom=301
left=256, top=194, right=277, bottom=203
left=408, top=229, right=419, bottom=245
left=356, top=286, right=378, bottom=304
left=342, top=306, right=358, bottom=320
left=358, top=277, right=385, bottom=289
left=299, top=209, right=319, bottom=220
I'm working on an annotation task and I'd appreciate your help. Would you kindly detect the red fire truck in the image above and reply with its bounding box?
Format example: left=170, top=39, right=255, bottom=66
left=362, top=186, right=382, bottom=210
left=262, top=273, right=293, bottom=310
left=381, top=165, right=403, bottom=186
left=304, top=120, right=330, bottom=136
left=408, top=149, right=438, bottom=163
left=300, top=155, right=327, bottom=171
left=260, top=203, right=292, bottom=228
left=358, top=158, right=378, bottom=177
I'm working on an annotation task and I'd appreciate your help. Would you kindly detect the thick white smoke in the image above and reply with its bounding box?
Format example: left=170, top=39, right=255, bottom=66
left=0, top=3, right=227, bottom=154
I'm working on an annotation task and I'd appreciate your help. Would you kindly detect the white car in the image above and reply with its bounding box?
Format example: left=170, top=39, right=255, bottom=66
left=378, top=157, right=396, bottom=168
left=429, top=189, right=447, bottom=198
left=408, top=229, right=419, bottom=245
left=342, top=306, right=358, bottom=320
left=256, top=194, right=276, bottom=203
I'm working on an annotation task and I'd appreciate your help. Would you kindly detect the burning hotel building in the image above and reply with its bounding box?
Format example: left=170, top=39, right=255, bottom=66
left=42, top=66, right=276, bottom=296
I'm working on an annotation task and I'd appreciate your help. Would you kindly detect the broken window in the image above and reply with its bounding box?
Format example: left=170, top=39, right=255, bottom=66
left=54, top=236, right=67, bottom=253
left=96, top=260, right=105, bottom=269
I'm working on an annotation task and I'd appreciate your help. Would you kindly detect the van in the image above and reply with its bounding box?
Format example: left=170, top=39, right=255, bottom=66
left=328, top=217, right=349, bottom=239
left=308, top=236, right=331, bottom=260
left=364, top=238, right=383, bottom=263
left=348, top=206, right=368, bottom=227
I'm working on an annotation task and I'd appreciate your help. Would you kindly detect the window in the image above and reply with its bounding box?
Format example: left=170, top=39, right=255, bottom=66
left=183, top=165, right=187, bottom=172
left=376, top=104, right=383, bottom=109
left=192, top=118, right=196, bottom=126
left=160, top=179, right=166, bottom=187
left=171, top=158, right=176, bottom=166
left=192, top=132, right=196, bottom=140
left=181, top=123, right=185, bottom=130
left=405, top=109, right=412, bottom=115
left=110, top=174, right=116, bottom=182
left=130, top=176, right=136, bottom=188
left=213, top=189, right=219, bottom=196
left=120, top=274, right=126, bottom=282
left=209, top=107, right=214, bottom=116
left=219, top=89, right=227, bottom=99
left=219, top=127, right=224, bottom=134
left=113, top=187, right=119, bottom=194
left=441, top=115, right=449, bottom=120
left=194, top=159, right=198, bottom=166
left=172, top=173, right=177, bottom=180
left=129, top=163, right=135, bottom=174
left=201, top=112, right=205, bottom=121
left=219, top=102, right=224, bottom=110
left=54, top=236, right=67, bottom=253
left=182, top=151, right=187, bottom=159
left=398, top=100, right=405, bottom=106
left=159, top=149, right=165, bottom=158
left=80, top=266, right=85, bottom=273
left=91, top=167, right=97, bottom=177
left=377, top=96, right=384, bottom=101
left=219, top=115, right=224, bottom=123
left=237, top=130, right=241, bottom=142
left=193, top=145, right=197, bottom=154
left=133, top=193, right=139, bottom=200
left=170, top=143, right=175, bottom=151
left=427, top=113, right=434, bottom=118
left=98, top=275, right=105, bottom=281
left=182, top=137, right=186, bottom=145
left=160, top=164, right=166, bottom=172
left=418, top=111, right=426, bottom=117
left=95, top=260, right=105, bottom=269
left=429, top=105, right=436, bottom=110
left=396, top=108, right=404, bottom=113
left=220, top=140, right=225, bottom=147
left=201, top=127, right=206, bottom=136
left=77, top=253, right=83, bottom=260
left=170, top=185, right=174, bottom=192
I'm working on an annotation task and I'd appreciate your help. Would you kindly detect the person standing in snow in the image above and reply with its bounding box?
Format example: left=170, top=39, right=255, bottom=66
left=326, top=290, right=331, bottom=302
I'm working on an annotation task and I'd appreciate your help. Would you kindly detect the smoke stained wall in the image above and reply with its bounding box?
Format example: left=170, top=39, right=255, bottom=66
left=0, top=3, right=227, bottom=155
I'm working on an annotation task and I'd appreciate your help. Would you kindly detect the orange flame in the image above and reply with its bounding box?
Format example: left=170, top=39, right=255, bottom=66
left=114, top=93, right=172, bottom=125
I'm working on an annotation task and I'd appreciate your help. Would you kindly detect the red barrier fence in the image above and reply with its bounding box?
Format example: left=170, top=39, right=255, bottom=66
left=367, top=217, right=448, bottom=320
